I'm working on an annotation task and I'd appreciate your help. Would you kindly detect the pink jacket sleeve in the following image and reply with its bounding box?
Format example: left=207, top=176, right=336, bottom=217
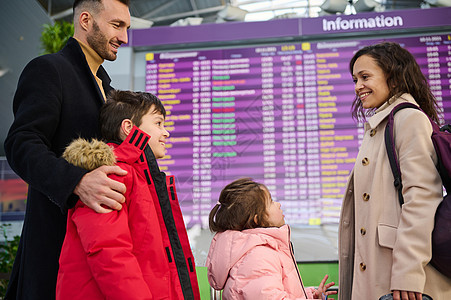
left=71, top=171, right=153, bottom=299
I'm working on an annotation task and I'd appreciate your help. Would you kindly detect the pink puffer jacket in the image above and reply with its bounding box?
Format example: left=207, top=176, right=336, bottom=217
left=206, top=225, right=316, bottom=299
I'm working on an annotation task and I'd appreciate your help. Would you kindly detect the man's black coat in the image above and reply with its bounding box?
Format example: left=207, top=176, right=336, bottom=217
left=4, top=37, right=113, bottom=299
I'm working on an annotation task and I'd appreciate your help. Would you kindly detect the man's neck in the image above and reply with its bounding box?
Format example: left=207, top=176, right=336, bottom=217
left=73, top=37, right=106, bottom=101
left=73, top=37, right=104, bottom=75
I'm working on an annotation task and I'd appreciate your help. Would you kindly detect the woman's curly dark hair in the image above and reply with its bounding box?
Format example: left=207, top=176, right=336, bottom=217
left=349, top=42, right=440, bottom=124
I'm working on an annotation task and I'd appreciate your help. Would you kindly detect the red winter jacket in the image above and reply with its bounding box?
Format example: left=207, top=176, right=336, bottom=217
left=56, top=127, right=200, bottom=300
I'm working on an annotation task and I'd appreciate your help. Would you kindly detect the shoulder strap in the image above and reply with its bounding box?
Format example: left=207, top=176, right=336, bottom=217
left=384, top=102, right=421, bottom=206
left=434, top=124, right=451, bottom=192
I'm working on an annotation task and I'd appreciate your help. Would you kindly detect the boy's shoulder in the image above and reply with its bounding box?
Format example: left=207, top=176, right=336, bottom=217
left=63, top=138, right=116, bottom=171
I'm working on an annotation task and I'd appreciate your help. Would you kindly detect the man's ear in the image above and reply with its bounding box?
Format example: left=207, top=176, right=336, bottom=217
left=120, top=119, right=134, bottom=137
left=78, top=11, right=91, bottom=32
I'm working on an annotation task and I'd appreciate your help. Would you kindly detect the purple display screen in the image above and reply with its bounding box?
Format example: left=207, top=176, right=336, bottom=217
left=145, top=34, right=451, bottom=228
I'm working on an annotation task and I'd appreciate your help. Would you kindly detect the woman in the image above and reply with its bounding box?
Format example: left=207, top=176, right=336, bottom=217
left=338, top=42, right=451, bottom=300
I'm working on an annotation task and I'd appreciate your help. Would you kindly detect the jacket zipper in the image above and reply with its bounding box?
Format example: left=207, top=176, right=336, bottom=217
left=288, top=226, right=308, bottom=299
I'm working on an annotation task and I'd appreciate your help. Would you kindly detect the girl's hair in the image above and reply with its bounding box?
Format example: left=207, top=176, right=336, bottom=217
left=209, top=178, right=270, bottom=233
left=349, top=41, right=440, bottom=124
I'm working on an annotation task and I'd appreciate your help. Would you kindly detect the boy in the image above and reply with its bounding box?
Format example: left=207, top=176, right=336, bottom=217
left=56, top=90, right=200, bottom=299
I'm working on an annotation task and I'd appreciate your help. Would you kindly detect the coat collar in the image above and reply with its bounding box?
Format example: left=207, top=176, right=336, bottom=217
left=365, top=93, right=419, bottom=131
left=61, top=37, right=111, bottom=104
left=109, top=126, right=151, bottom=165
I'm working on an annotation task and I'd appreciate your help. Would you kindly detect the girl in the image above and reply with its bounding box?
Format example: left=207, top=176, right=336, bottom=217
left=206, top=178, right=337, bottom=299
left=339, top=42, right=451, bottom=300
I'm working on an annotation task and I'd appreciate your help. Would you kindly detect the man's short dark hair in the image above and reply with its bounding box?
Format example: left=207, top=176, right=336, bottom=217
left=73, top=0, right=130, bottom=12
left=100, top=90, right=166, bottom=143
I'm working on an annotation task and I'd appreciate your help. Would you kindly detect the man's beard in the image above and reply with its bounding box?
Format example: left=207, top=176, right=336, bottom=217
left=87, top=20, right=117, bottom=61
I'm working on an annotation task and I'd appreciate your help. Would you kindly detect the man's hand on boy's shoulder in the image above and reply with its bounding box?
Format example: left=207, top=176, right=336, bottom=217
left=74, top=165, right=128, bottom=213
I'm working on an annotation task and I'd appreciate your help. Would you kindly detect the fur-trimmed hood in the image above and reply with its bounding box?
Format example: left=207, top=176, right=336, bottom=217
left=62, top=138, right=116, bottom=171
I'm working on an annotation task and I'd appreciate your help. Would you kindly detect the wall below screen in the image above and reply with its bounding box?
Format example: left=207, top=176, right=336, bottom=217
left=299, top=262, right=339, bottom=299
left=197, top=261, right=339, bottom=299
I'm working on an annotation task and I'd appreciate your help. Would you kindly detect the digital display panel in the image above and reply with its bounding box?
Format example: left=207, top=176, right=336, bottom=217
left=145, top=34, right=451, bottom=228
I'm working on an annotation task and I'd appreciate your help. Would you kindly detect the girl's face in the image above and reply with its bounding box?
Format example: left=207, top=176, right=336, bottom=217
left=352, top=54, right=390, bottom=109
left=263, top=188, right=285, bottom=228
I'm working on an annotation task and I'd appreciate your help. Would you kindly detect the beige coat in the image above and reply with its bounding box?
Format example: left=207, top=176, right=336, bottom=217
left=338, top=94, right=451, bottom=300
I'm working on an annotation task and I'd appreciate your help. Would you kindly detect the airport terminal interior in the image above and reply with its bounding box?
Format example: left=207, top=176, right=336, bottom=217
left=1, top=0, right=450, bottom=298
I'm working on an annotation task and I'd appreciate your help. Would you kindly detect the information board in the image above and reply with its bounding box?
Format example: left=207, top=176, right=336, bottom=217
left=145, top=34, right=451, bottom=228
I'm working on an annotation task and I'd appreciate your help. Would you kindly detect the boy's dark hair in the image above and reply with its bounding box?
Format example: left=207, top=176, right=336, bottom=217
left=209, top=178, right=270, bottom=233
left=349, top=41, right=440, bottom=124
left=73, top=0, right=130, bottom=13
left=100, top=90, right=166, bottom=143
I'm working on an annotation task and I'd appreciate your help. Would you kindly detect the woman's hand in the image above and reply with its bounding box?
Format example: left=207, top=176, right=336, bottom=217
left=313, top=274, right=337, bottom=299
left=392, top=290, right=422, bottom=300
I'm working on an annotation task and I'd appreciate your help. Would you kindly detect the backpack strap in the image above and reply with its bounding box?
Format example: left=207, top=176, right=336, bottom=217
left=384, top=102, right=421, bottom=206
left=434, top=124, right=451, bottom=192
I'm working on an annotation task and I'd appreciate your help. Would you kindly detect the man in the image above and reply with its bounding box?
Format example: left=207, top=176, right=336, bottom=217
left=4, top=0, right=131, bottom=298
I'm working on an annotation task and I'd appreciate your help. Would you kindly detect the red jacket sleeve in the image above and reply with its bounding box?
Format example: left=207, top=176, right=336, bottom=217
left=71, top=167, right=154, bottom=299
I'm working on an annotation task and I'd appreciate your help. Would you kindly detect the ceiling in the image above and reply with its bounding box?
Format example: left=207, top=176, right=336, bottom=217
left=37, top=0, right=227, bottom=27
left=36, top=0, right=434, bottom=28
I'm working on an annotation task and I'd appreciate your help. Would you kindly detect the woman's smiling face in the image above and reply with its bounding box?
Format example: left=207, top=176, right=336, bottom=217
left=352, top=54, right=390, bottom=109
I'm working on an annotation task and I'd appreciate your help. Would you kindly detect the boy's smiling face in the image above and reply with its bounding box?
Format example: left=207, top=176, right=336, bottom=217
left=138, top=107, right=169, bottom=159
